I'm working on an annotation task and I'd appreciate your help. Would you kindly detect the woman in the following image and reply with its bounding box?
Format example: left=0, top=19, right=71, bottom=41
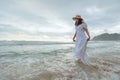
left=72, top=15, right=90, bottom=65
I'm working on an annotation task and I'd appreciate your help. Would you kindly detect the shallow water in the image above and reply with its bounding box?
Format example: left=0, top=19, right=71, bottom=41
left=0, top=41, right=120, bottom=80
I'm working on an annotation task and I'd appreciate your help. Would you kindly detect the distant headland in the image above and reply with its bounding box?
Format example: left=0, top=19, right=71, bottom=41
left=92, top=33, right=120, bottom=41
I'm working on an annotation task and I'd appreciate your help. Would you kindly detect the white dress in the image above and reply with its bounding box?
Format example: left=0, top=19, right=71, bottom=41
left=72, top=23, right=89, bottom=64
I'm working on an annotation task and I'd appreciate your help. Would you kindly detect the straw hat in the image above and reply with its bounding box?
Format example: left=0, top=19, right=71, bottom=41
left=72, top=15, right=81, bottom=20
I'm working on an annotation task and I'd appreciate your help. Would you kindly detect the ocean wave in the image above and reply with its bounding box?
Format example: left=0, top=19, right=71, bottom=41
left=0, top=41, right=73, bottom=46
left=0, top=55, right=120, bottom=80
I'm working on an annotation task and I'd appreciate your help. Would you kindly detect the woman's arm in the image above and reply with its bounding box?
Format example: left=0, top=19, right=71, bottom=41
left=83, top=28, right=90, bottom=41
left=73, top=31, right=77, bottom=42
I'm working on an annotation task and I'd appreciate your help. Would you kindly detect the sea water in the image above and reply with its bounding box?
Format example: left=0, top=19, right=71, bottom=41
left=0, top=41, right=120, bottom=80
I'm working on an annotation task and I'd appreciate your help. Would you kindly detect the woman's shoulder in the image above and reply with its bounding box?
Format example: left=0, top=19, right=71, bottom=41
left=76, top=22, right=87, bottom=28
left=82, top=22, right=87, bottom=28
left=78, top=22, right=87, bottom=27
left=81, top=22, right=87, bottom=26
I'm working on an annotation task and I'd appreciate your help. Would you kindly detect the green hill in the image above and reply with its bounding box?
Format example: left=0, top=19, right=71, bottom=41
left=92, top=33, right=120, bottom=41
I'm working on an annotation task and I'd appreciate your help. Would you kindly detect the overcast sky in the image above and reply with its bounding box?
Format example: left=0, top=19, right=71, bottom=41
left=0, top=0, right=120, bottom=41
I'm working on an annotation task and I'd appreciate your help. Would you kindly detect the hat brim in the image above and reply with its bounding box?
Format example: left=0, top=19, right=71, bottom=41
left=72, top=17, right=80, bottom=20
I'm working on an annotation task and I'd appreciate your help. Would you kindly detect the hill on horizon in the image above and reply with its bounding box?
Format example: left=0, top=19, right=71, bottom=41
left=92, top=33, right=120, bottom=41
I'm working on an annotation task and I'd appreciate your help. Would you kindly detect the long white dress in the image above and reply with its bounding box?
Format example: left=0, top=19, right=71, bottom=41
left=72, top=22, right=89, bottom=64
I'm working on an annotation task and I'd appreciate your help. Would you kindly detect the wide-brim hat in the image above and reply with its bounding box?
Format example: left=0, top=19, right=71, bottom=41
left=72, top=15, right=81, bottom=20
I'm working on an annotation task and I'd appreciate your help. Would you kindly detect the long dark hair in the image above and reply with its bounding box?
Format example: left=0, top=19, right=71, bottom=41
left=75, top=18, right=83, bottom=26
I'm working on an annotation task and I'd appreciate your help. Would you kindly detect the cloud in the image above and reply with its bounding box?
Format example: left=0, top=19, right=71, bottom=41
left=0, top=0, right=120, bottom=41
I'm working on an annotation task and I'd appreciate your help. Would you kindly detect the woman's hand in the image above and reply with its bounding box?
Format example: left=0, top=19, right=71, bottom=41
left=87, top=37, right=90, bottom=41
left=73, top=31, right=77, bottom=42
left=73, top=38, right=76, bottom=42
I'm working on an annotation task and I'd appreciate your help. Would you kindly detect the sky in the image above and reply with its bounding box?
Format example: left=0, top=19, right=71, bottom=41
left=0, top=0, right=120, bottom=41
